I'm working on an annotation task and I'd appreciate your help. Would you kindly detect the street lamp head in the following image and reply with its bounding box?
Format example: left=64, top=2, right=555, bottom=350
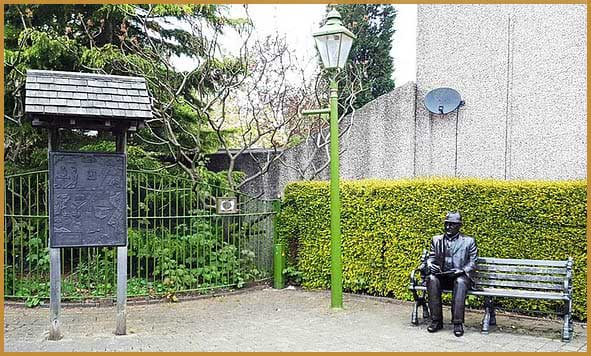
left=313, top=8, right=356, bottom=70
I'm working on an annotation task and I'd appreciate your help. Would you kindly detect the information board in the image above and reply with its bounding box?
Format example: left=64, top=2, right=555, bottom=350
left=49, top=152, right=127, bottom=248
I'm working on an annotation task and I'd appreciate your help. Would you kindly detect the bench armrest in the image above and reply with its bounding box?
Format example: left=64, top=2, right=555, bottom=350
left=410, top=249, right=429, bottom=288
left=564, top=257, right=574, bottom=297
left=410, top=266, right=425, bottom=287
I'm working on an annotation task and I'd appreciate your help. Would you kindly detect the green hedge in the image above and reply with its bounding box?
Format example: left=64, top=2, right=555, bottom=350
left=278, top=178, right=587, bottom=320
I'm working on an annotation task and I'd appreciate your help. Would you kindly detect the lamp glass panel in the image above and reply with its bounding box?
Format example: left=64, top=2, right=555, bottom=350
left=337, top=35, right=354, bottom=68
left=325, top=33, right=342, bottom=68
left=314, top=37, right=330, bottom=69
left=315, top=33, right=344, bottom=69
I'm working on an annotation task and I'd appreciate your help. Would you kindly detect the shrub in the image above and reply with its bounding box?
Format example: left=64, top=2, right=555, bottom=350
left=278, top=178, right=586, bottom=319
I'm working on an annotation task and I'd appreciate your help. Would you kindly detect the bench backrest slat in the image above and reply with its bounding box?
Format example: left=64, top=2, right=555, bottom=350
left=477, top=264, right=567, bottom=275
left=478, top=257, right=568, bottom=268
left=475, top=278, right=564, bottom=291
left=476, top=271, right=564, bottom=283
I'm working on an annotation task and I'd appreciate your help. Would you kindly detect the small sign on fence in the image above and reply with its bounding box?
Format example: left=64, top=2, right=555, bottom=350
left=216, top=197, right=238, bottom=214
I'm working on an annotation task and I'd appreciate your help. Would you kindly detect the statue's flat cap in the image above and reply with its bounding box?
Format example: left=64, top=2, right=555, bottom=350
left=444, top=212, right=462, bottom=223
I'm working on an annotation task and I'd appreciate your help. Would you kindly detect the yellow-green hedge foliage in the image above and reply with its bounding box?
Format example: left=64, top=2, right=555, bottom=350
left=278, top=178, right=587, bottom=319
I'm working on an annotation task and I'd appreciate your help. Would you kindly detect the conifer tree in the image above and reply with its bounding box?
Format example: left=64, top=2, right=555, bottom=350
left=327, top=4, right=396, bottom=111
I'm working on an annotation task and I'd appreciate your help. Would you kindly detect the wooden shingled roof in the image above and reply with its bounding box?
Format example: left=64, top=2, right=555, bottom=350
left=25, top=70, right=152, bottom=131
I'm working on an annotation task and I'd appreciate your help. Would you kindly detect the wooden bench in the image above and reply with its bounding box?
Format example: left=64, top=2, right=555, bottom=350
left=409, top=250, right=574, bottom=341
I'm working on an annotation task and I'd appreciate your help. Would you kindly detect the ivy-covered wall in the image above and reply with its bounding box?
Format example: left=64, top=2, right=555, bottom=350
left=278, top=178, right=587, bottom=319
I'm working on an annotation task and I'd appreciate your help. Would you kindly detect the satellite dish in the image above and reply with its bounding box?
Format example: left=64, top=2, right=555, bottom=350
left=424, top=87, right=464, bottom=115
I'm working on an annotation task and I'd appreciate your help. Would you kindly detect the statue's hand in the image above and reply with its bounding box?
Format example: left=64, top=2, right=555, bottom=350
left=427, top=261, right=441, bottom=274
left=451, top=268, right=464, bottom=276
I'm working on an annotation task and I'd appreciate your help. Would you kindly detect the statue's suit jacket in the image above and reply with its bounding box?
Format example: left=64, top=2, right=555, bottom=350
left=427, top=234, right=478, bottom=282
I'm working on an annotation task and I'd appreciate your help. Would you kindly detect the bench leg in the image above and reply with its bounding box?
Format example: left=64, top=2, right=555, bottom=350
left=411, top=299, right=421, bottom=325
left=562, top=313, right=571, bottom=341
left=562, top=299, right=572, bottom=342
left=411, top=289, right=430, bottom=325
left=410, top=288, right=421, bottom=325
left=568, top=299, right=574, bottom=334
left=481, top=297, right=494, bottom=334
left=412, top=296, right=428, bottom=325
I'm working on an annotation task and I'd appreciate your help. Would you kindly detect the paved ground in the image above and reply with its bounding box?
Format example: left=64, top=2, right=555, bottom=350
left=4, top=285, right=587, bottom=352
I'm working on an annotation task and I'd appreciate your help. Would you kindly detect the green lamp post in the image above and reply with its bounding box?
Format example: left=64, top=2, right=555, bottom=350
left=303, top=9, right=356, bottom=309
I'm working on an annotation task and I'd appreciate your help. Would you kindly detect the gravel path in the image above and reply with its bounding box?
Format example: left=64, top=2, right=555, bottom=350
left=4, top=286, right=587, bottom=352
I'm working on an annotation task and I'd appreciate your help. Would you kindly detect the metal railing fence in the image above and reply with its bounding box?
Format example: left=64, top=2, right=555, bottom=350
left=4, top=169, right=275, bottom=301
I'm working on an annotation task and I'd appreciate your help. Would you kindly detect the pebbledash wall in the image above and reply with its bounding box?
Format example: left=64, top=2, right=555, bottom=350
left=415, top=4, right=586, bottom=180
left=207, top=4, right=587, bottom=199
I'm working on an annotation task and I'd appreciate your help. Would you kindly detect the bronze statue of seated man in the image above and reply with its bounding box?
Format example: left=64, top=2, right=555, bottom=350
left=425, top=212, right=478, bottom=337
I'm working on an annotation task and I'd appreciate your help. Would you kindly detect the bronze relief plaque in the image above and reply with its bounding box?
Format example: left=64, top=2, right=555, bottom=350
left=49, top=152, right=127, bottom=248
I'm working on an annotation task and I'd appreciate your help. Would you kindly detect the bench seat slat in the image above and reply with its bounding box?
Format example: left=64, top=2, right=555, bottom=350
left=477, top=264, right=567, bottom=275
left=476, top=272, right=564, bottom=283
left=477, top=257, right=568, bottom=267
left=408, top=286, right=568, bottom=300
left=474, top=279, right=564, bottom=291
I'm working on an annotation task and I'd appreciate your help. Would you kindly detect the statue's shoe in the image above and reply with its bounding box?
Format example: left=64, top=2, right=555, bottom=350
left=427, top=321, right=443, bottom=332
left=453, top=323, right=464, bottom=337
